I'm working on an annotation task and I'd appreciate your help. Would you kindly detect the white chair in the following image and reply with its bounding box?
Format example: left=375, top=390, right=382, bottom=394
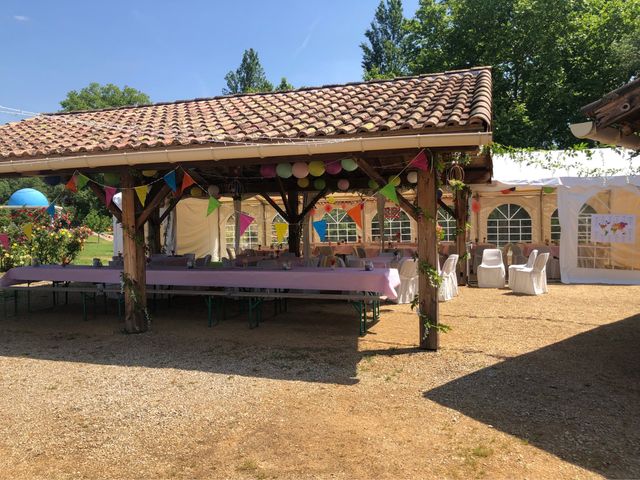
left=393, top=258, right=418, bottom=304
left=346, top=255, right=365, bottom=268
left=438, top=255, right=457, bottom=302
left=477, top=249, right=505, bottom=288
left=508, top=250, right=537, bottom=289
left=446, top=254, right=459, bottom=296
left=511, top=253, right=549, bottom=295
left=226, top=247, right=236, bottom=260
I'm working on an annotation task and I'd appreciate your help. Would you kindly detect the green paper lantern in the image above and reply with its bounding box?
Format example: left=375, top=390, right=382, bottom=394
left=368, top=179, right=379, bottom=189
left=276, top=163, right=293, bottom=178
left=313, top=178, right=326, bottom=190
left=297, top=177, right=310, bottom=188
left=388, top=175, right=401, bottom=187
left=341, top=158, right=358, bottom=172
left=542, top=186, right=555, bottom=194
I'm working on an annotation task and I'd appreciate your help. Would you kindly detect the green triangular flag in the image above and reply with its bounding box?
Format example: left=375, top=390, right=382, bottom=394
left=206, top=196, right=221, bottom=216
left=379, top=183, right=399, bottom=205
left=75, top=173, right=89, bottom=189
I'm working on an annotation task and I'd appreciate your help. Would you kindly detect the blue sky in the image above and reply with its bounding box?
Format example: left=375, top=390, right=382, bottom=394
left=1, top=0, right=420, bottom=123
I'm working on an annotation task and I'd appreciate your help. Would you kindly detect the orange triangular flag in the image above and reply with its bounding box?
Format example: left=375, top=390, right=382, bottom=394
left=346, top=204, right=363, bottom=229
left=65, top=176, right=77, bottom=193
left=180, top=172, right=195, bottom=194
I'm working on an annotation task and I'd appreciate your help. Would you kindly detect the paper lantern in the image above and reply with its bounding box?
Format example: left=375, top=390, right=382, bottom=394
left=388, top=175, right=401, bottom=187
left=103, top=173, right=120, bottom=186
left=260, top=164, right=277, bottom=178
left=297, top=177, right=310, bottom=188
left=191, top=187, right=203, bottom=198
left=368, top=179, right=379, bottom=189
left=276, top=163, right=293, bottom=178
left=142, top=170, right=157, bottom=177
left=337, top=179, right=350, bottom=191
left=325, top=161, right=342, bottom=175
left=292, top=162, right=309, bottom=179
left=207, top=185, right=220, bottom=196
left=327, top=195, right=336, bottom=204
left=341, top=158, right=358, bottom=172
left=309, top=161, right=325, bottom=177
left=44, top=176, right=61, bottom=186
left=407, top=171, right=418, bottom=184
left=471, top=199, right=481, bottom=213
left=313, top=178, right=326, bottom=190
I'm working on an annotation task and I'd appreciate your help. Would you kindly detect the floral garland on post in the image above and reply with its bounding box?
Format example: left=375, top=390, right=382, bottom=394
left=120, top=272, right=151, bottom=331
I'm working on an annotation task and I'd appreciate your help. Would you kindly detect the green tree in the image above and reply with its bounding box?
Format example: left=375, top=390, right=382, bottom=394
left=276, top=77, right=294, bottom=92
left=401, top=0, right=640, bottom=148
left=361, top=0, right=409, bottom=80
left=223, top=49, right=274, bottom=94
left=60, top=83, right=150, bottom=112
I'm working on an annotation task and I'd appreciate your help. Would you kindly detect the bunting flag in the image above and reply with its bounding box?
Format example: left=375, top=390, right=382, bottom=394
left=135, top=185, right=148, bottom=206
left=46, top=203, right=56, bottom=219
left=75, top=173, right=89, bottom=189
left=104, top=186, right=117, bottom=206
left=379, top=183, right=399, bottom=205
left=238, top=213, right=254, bottom=236
left=500, top=187, right=516, bottom=194
left=65, top=176, right=77, bottom=193
left=346, top=204, right=363, bottom=229
left=22, top=223, right=33, bottom=240
left=312, top=219, right=327, bottom=241
left=164, top=171, right=177, bottom=192
left=206, top=196, right=221, bottom=216
left=181, top=172, right=195, bottom=194
left=274, top=223, right=288, bottom=243
left=409, top=150, right=429, bottom=171
left=0, top=233, right=9, bottom=250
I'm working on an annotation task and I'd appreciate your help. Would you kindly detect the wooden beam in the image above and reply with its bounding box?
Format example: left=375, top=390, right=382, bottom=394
left=276, top=177, right=292, bottom=217
left=87, top=181, right=122, bottom=223
left=438, top=199, right=456, bottom=219
left=357, top=157, right=418, bottom=221
left=297, top=187, right=328, bottom=221
left=454, top=188, right=469, bottom=286
left=136, top=183, right=173, bottom=229
left=158, top=194, right=184, bottom=224
left=259, top=192, right=289, bottom=221
left=417, top=159, right=439, bottom=350
left=121, top=171, right=148, bottom=334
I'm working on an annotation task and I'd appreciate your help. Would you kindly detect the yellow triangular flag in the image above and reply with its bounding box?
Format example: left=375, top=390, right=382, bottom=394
left=135, top=185, right=148, bottom=206
left=22, top=222, right=33, bottom=240
left=274, top=223, right=288, bottom=243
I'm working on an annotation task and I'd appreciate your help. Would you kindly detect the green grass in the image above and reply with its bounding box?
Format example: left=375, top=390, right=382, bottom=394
left=73, top=235, right=113, bottom=265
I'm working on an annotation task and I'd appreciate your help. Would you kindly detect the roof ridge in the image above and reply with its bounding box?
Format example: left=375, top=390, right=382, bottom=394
left=45, top=66, right=492, bottom=117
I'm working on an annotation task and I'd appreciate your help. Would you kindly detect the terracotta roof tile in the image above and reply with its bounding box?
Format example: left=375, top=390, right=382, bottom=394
left=0, top=67, right=491, bottom=160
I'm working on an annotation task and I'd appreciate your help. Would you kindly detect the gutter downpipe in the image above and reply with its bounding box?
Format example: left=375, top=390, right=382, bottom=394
left=0, top=132, right=493, bottom=174
left=570, top=122, right=640, bottom=150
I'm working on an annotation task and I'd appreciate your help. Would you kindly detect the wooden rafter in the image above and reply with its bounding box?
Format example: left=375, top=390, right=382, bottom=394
left=356, top=157, right=418, bottom=221
left=297, top=187, right=328, bottom=221
left=438, top=199, right=456, bottom=219
left=259, top=192, right=289, bottom=221
left=136, top=183, right=173, bottom=229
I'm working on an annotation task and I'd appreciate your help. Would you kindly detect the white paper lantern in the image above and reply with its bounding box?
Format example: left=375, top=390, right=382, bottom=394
left=207, top=185, right=220, bottom=196
left=407, top=171, right=418, bottom=184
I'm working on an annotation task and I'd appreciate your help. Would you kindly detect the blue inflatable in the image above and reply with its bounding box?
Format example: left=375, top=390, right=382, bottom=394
left=7, top=188, right=49, bottom=207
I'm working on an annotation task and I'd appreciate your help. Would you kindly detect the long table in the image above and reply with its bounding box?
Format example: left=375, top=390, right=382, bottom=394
left=0, top=265, right=401, bottom=299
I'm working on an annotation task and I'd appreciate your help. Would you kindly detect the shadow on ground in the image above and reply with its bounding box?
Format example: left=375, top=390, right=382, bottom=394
left=424, top=314, right=640, bottom=478
left=0, top=290, right=376, bottom=385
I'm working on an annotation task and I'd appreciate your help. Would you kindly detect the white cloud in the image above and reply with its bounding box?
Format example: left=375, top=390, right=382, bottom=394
left=294, top=18, right=321, bottom=57
left=13, top=15, right=30, bottom=22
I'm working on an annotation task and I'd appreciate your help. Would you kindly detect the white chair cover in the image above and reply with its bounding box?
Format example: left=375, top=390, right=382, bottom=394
left=508, top=249, right=537, bottom=289
left=446, top=254, right=459, bottom=296
left=477, top=249, right=506, bottom=288
left=438, top=255, right=458, bottom=302
left=393, top=258, right=418, bottom=304
left=346, top=255, right=365, bottom=268
left=511, top=252, right=550, bottom=295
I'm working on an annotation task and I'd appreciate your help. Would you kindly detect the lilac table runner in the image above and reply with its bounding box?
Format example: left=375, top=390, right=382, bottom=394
left=0, top=265, right=400, bottom=299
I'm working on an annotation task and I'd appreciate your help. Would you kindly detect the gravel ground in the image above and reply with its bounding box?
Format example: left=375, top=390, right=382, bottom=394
left=0, top=284, right=638, bottom=479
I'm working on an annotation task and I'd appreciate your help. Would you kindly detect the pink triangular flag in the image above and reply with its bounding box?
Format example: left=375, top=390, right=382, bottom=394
left=104, top=186, right=117, bottom=206
left=409, top=150, right=429, bottom=171
left=238, top=213, right=255, bottom=236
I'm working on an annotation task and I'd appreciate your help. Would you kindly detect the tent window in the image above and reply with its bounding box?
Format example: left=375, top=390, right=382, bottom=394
left=271, top=213, right=289, bottom=246
left=487, top=204, right=532, bottom=246
left=551, top=209, right=561, bottom=241
left=437, top=207, right=456, bottom=242
left=371, top=210, right=412, bottom=243
left=323, top=208, right=358, bottom=242
left=225, top=214, right=259, bottom=250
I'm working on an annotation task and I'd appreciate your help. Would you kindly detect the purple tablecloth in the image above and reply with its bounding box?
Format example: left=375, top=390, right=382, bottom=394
left=0, top=265, right=401, bottom=299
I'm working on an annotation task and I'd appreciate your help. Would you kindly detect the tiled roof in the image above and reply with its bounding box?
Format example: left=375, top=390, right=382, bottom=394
left=0, top=67, right=491, bottom=160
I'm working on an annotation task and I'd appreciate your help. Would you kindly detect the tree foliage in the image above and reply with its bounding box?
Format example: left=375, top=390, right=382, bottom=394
left=223, top=49, right=275, bottom=94
left=361, top=0, right=409, bottom=80
left=366, top=0, right=640, bottom=148
left=59, top=83, right=150, bottom=112
left=276, top=77, right=295, bottom=92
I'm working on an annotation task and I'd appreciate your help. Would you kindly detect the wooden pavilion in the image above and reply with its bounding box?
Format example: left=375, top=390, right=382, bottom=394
left=0, top=67, right=493, bottom=349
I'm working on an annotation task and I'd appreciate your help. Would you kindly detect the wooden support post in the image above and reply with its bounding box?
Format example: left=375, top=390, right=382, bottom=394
left=121, top=172, right=148, bottom=333
left=454, top=188, right=469, bottom=286
left=417, top=164, right=439, bottom=350
left=287, top=190, right=302, bottom=256
left=147, top=207, right=161, bottom=255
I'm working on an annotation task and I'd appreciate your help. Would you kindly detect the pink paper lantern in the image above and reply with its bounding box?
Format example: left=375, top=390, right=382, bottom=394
left=325, top=161, right=342, bottom=175
left=471, top=199, right=481, bottom=213
left=260, top=164, right=276, bottom=178
left=292, top=162, right=309, bottom=179
left=337, top=179, right=350, bottom=191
